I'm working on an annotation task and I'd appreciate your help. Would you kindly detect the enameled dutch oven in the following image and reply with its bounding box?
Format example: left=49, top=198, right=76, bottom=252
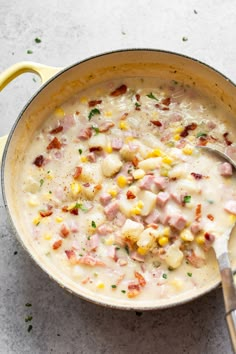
left=1, top=49, right=236, bottom=310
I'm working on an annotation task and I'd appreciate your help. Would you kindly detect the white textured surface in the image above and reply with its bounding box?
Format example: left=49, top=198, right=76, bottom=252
left=0, top=1, right=235, bottom=353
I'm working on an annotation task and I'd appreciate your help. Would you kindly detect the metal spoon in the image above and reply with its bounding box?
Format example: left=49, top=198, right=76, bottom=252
left=198, top=145, right=236, bottom=353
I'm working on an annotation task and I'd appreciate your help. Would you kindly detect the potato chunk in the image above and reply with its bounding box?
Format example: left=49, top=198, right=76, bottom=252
left=101, top=154, right=122, bottom=177
left=164, top=243, right=184, bottom=269
left=121, top=219, right=144, bottom=241
left=138, top=190, right=157, bottom=216
left=80, top=163, right=102, bottom=184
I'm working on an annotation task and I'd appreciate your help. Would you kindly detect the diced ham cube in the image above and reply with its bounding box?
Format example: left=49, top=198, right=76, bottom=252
left=154, top=176, right=168, bottom=190
left=107, top=245, right=117, bottom=261
left=113, top=212, right=126, bottom=227
left=104, top=201, right=119, bottom=221
left=99, top=121, right=114, bottom=132
left=224, top=200, right=236, bottom=215
left=78, top=127, right=92, bottom=140
left=77, top=255, right=105, bottom=266
left=139, top=175, right=155, bottom=190
left=111, top=137, right=123, bottom=150
left=88, top=234, right=99, bottom=251
left=186, top=251, right=206, bottom=268
left=87, top=152, right=96, bottom=162
left=130, top=251, right=145, bottom=262
left=145, top=210, right=160, bottom=224
left=118, top=259, right=128, bottom=266
left=97, top=224, right=113, bottom=235
left=156, top=192, right=170, bottom=207
left=219, top=162, right=233, bottom=177
left=65, top=250, right=76, bottom=263
left=61, top=114, right=75, bottom=131
left=60, top=224, right=70, bottom=238
left=190, top=221, right=202, bottom=235
left=99, top=193, right=112, bottom=206
left=168, top=214, right=187, bottom=230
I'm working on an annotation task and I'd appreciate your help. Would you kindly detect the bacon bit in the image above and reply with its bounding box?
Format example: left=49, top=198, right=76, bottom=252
left=134, top=271, right=146, bottom=287
left=128, top=283, right=140, bottom=291
left=33, top=155, right=44, bottom=167
left=47, top=137, right=62, bottom=150
left=60, top=224, right=70, bottom=238
left=135, top=94, right=140, bottom=102
left=146, top=223, right=159, bottom=229
left=127, top=289, right=140, bottom=298
left=116, top=274, right=125, bottom=286
left=120, top=112, right=128, bottom=120
left=186, top=251, right=206, bottom=268
left=207, top=214, right=214, bottom=221
left=161, top=97, right=171, bottom=106
left=62, top=206, right=69, bottom=212
left=155, top=103, right=169, bottom=111
left=94, top=184, right=102, bottom=191
left=65, top=249, right=76, bottom=263
left=89, top=146, right=103, bottom=152
left=70, top=208, right=79, bottom=215
left=81, top=276, right=90, bottom=284
left=52, top=239, right=62, bottom=250
left=204, top=232, right=215, bottom=242
left=78, top=127, right=92, bottom=140
left=126, top=190, right=136, bottom=199
left=195, top=204, right=202, bottom=221
left=88, top=99, right=102, bottom=107
left=75, top=111, right=80, bottom=115
left=132, top=156, right=139, bottom=167
left=83, top=183, right=90, bottom=187
left=77, top=255, right=105, bottom=266
left=191, top=172, right=203, bottom=180
left=110, top=84, right=127, bottom=97
left=223, top=132, right=232, bottom=146
left=198, top=136, right=208, bottom=146
left=39, top=210, right=53, bottom=217
left=150, top=120, right=162, bottom=127
left=180, top=123, right=198, bottom=137
left=49, top=126, right=63, bottom=134
left=73, top=166, right=82, bottom=179
left=99, top=121, right=115, bottom=132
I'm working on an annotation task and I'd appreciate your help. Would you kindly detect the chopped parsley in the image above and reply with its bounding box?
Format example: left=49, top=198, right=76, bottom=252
left=183, top=195, right=191, bottom=203
left=111, top=285, right=117, bottom=289
left=25, top=303, right=32, bottom=307
left=196, top=132, right=207, bottom=138
left=207, top=199, right=214, bottom=204
left=32, top=77, right=37, bottom=82
left=49, top=191, right=52, bottom=194
left=146, top=92, right=158, bottom=101
left=121, top=290, right=126, bottom=294
left=78, top=149, right=83, bottom=155
left=135, top=102, right=141, bottom=108
left=39, top=179, right=44, bottom=187
left=27, top=50, right=33, bottom=54
left=34, top=37, right=41, bottom=43
left=182, top=36, right=188, bottom=42
left=92, top=125, right=100, bottom=135
left=25, top=315, right=33, bottom=323
left=91, top=220, right=97, bottom=228
left=74, top=203, right=88, bottom=212
left=27, top=325, right=33, bottom=332
left=162, top=273, right=168, bottom=279
left=88, top=108, right=100, bottom=121
left=187, top=272, right=192, bottom=277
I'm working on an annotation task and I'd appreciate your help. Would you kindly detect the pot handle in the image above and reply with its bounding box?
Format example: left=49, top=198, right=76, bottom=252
left=0, top=61, right=62, bottom=163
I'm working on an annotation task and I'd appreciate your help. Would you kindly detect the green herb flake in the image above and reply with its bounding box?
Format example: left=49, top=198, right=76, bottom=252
left=74, top=202, right=88, bottom=212
left=91, top=220, right=97, bottom=228
left=187, top=272, right=192, bottom=277
left=125, top=245, right=130, bottom=255
left=121, top=290, right=126, bottom=294
left=183, top=195, right=191, bottom=203
left=146, top=92, right=158, bottom=101
left=207, top=199, right=214, bottom=204
left=78, top=149, right=83, bottom=155
left=25, top=315, right=33, bottom=323
left=182, top=36, right=188, bottom=42
left=196, top=132, right=207, bottom=138
left=27, top=50, right=33, bottom=54
left=25, top=303, right=32, bottom=307
left=27, top=325, right=33, bottom=332
left=49, top=191, right=52, bottom=194
left=135, top=102, right=141, bottom=108
left=92, top=125, right=100, bottom=135
left=162, top=273, right=168, bottom=279
left=39, top=179, right=44, bottom=187
left=111, top=285, right=117, bottom=289
left=88, top=108, right=100, bottom=121
left=34, top=37, right=41, bottom=43
left=32, top=77, right=37, bottom=82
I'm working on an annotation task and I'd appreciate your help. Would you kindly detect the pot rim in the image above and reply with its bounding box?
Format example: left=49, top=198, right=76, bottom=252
left=1, top=48, right=235, bottom=310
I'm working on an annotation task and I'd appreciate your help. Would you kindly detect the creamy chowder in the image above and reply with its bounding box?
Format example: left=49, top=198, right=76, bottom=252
left=18, top=77, right=236, bottom=302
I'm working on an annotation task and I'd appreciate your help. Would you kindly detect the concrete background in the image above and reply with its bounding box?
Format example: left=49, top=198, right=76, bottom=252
left=0, top=1, right=235, bottom=353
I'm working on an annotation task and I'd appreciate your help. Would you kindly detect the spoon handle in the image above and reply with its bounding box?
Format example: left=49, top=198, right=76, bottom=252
left=219, top=253, right=236, bottom=353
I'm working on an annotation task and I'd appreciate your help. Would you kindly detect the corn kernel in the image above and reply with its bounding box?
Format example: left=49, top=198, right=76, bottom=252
left=174, top=134, right=180, bottom=141
left=33, top=216, right=41, bottom=225
left=137, top=200, right=144, bottom=209
left=170, top=279, right=183, bottom=291
left=104, top=144, right=113, bottom=153
left=124, top=136, right=134, bottom=143
left=97, top=282, right=105, bottom=289
left=137, top=247, right=148, bottom=255
left=162, top=156, right=173, bottom=165
left=70, top=182, right=82, bottom=195
left=163, top=227, right=170, bottom=237
left=119, top=121, right=129, bottom=130
left=132, top=169, right=145, bottom=180
left=28, top=198, right=39, bottom=207
left=174, top=127, right=183, bottom=134
left=160, top=167, right=169, bottom=177
left=105, top=236, right=115, bottom=245
left=229, top=215, right=236, bottom=224
left=80, top=156, right=87, bottom=162
left=196, top=235, right=205, bottom=245
left=130, top=207, right=141, bottom=215
left=104, top=111, right=112, bottom=117
left=80, top=96, right=88, bottom=104
left=55, top=216, right=63, bottom=223
left=146, top=148, right=164, bottom=158
left=180, top=229, right=194, bottom=242
left=44, top=233, right=52, bottom=240
left=158, top=236, right=169, bottom=246
left=108, top=189, right=118, bottom=197
left=183, top=146, right=193, bottom=155
left=54, top=107, right=65, bottom=117
left=46, top=173, right=54, bottom=180
left=117, top=175, right=127, bottom=188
